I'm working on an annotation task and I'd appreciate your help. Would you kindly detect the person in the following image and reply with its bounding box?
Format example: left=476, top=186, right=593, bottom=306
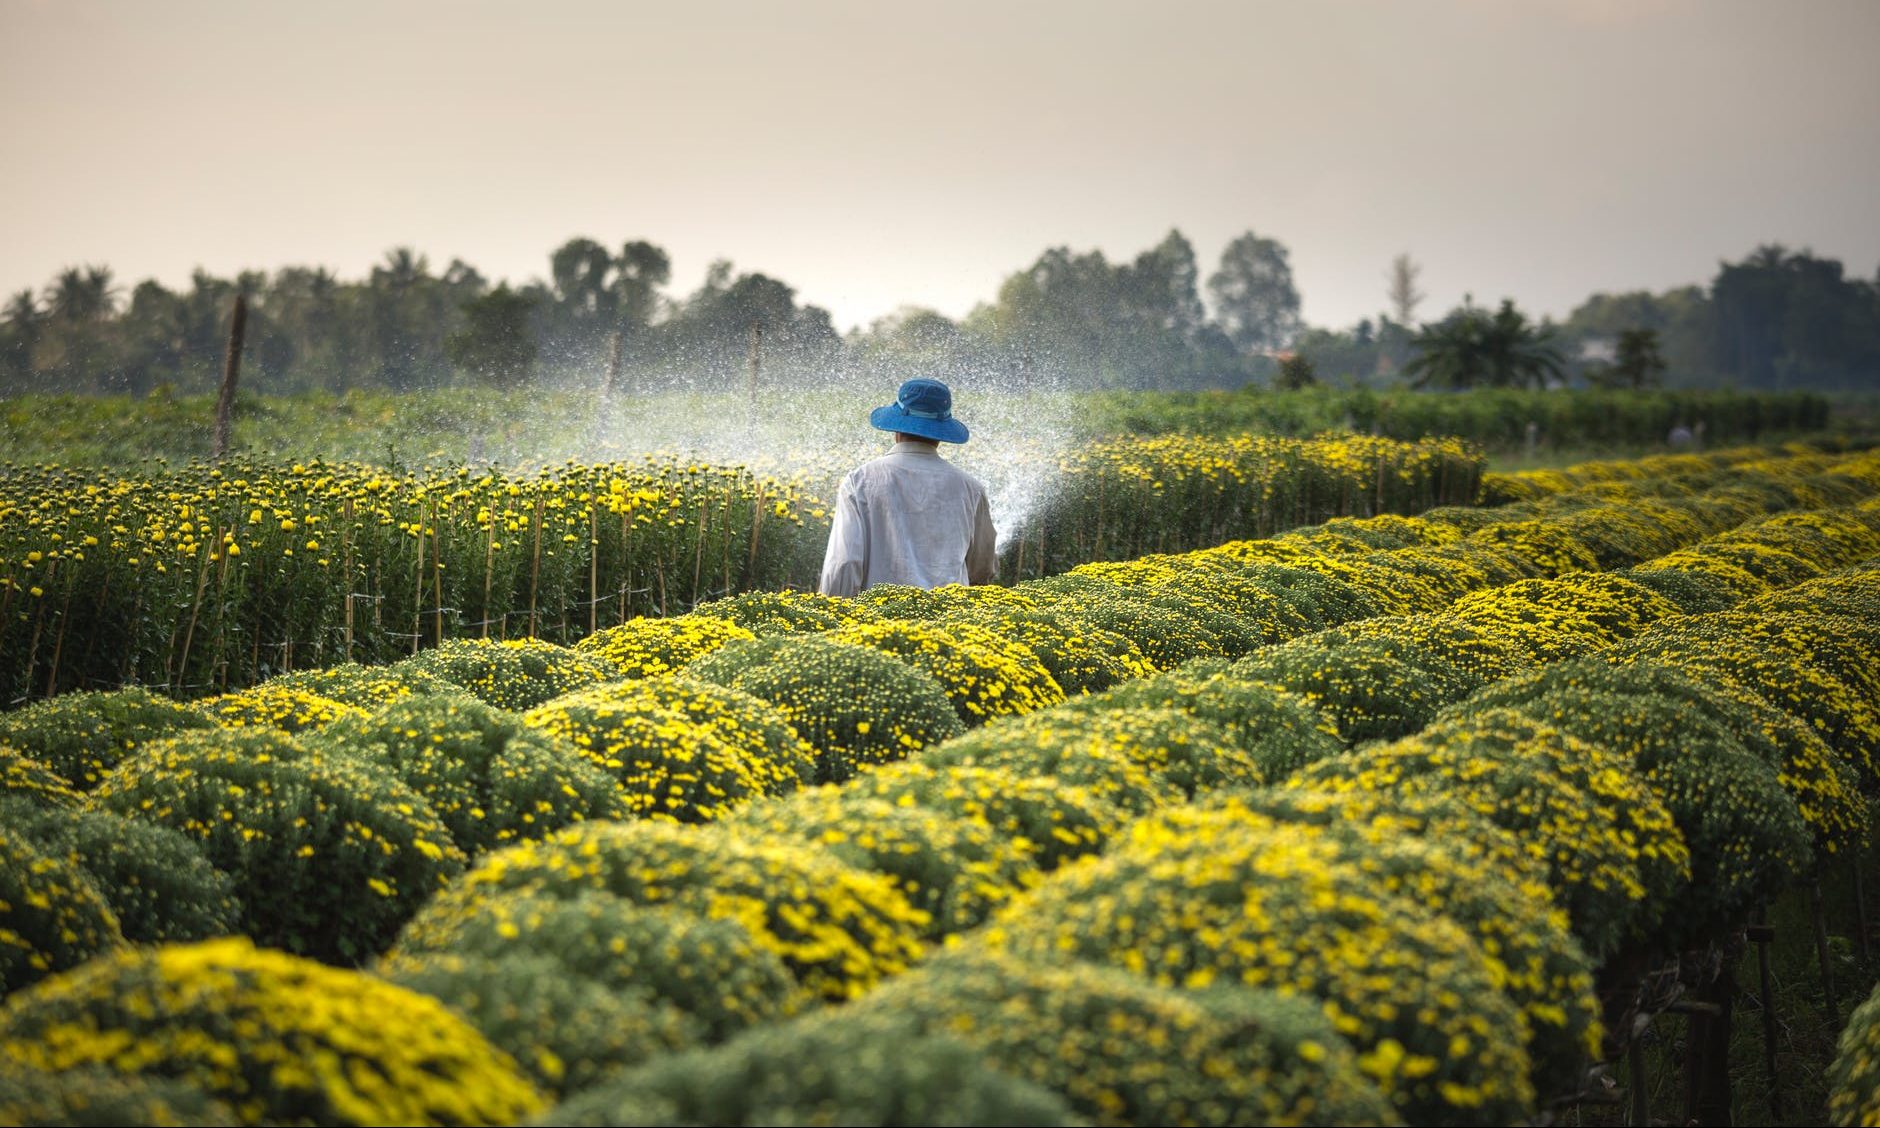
left=817, top=378, right=998, bottom=597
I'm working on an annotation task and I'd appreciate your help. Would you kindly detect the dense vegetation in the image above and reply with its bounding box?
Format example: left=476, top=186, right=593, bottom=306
left=4, top=444, right=1880, bottom=1125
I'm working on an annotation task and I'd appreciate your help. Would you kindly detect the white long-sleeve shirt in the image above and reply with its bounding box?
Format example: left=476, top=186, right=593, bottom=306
left=817, top=442, right=998, bottom=596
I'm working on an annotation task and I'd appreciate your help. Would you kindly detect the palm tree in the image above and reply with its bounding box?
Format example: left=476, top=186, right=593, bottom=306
left=1405, top=298, right=1564, bottom=390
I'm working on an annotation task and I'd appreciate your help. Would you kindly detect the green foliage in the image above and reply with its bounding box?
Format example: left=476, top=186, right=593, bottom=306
left=0, top=1066, right=238, bottom=1126
left=0, top=826, right=121, bottom=996
left=316, top=692, right=629, bottom=854
left=388, top=890, right=803, bottom=1042
left=0, top=745, right=80, bottom=807
left=685, top=636, right=963, bottom=783
left=687, top=590, right=872, bottom=636
left=446, top=284, right=538, bottom=388
left=573, top=616, right=756, bottom=679
left=378, top=952, right=696, bottom=1098
left=924, top=706, right=1253, bottom=805
left=86, top=728, right=464, bottom=963
left=261, top=662, right=454, bottom=709
left=1829, top=978, right=1880, bottom=1127
left=733, top=790, right=1038, bottom=937
left=417, top=820, right=926, bottom=1000
left=853, top=946, right=1398, bottom=1128
left=828, top=619, right=1064, bottom=726
left=0, top=938, right=545, bottom=1127
left=0, top=688, right=215, bottom=790
left=841, top=761, right=1128, bottom=871
left=1406, top=299, right=1565, bottom=390
left=545, top=1005, right=1079, bottom=1128
left=399, top=638, right=619, bottom=711
left=0, top=797, right=238, bottom=944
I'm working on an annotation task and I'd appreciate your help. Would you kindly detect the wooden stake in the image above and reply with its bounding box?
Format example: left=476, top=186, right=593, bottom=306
left=482, top=512, right=496, bottom=639
left=431, top=505, right=445, bottom=647
left=1752, top=909, right=1784, bottom=1121
left=587, top=505, right=599, bottom=637
left=212, top=294, right=247, bottom=459
left=1626, top=1033, right=1649, bottom=1128
left=528, top=496, right=544, bottom=638
left=411, top=507, right=425, bottom=657
left=1813, top=878, right=1840, bottom=1022
left=341, top=497, right=355, bottom=660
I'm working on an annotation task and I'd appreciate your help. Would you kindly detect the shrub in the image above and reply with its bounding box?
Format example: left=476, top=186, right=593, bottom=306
left=852, top=581, right=1039, bottom=622
left=0, top=826, right=121, bottom=996
left=1457, top=660, right=1815, bottom=938
left=1212, top=790, right=1601, bottom=1097
left=851, top=946, right=1398, bottom=1128
left=685, top=636, right=963, bottom=783
left=198, top=685, right=365, bottom=734
left=259, top=663, right=454, bottom=709
left=520, top=690, right=780, bottom=824
left=1064, top=660, right=1343, bottom=778
left=0, top=798, right=238, bottom=944
left=87, top=728, right=464, bottom=963
left=0, top=937, right=544, bottom=1126
left=315, top=693, right=629, bottom=854
left=954, top=606, right=1154, bottom=696
left=0, top=1066, right=238, bottom=1126
left=841, top=762, right=1127, bottom=871
left=0, top=688, right=214, bottom=789
left=398, top=638, right=619, bottom=711
left=1616, top=564, right=1741, bottom=614
left=1290, top=709, right=1691, bottom=960
left=922, top=707, right=1248, bottom=808
left=379, top=953, right=698, bottom=1098
left=1228, top=562, right=1387, bottom=627
left=829, top=619, right=1064, bottom=726
left=545, top=1006, right=1077, bottom=1128
left=574, top=615, right=756, bottom=679
left=535, top=676, right=813, bottom=793
left=388, top=890, right=802, bottom=1042
left=1232, top=630, right=1482, bottom=745
left=417, top=821, right=926, bottom=1000
left=985, top=811, right=1534, bottom=1126
left=1829, top=979, right=1880, bottom=1126
left=0, top=745, right=80, bottom=807
left=687, top=590, right=874, bottom=636
left=733, top=790, right=1037, bottom=936
left=1023, top=576, right=1230, bottom=669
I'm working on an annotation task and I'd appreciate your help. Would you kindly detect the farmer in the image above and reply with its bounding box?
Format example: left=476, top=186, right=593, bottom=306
left=817, top=378, right=998, bottom=597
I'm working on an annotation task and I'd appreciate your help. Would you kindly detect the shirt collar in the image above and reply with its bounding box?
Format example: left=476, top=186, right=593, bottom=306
left=889, top=442, right=944, bottom=459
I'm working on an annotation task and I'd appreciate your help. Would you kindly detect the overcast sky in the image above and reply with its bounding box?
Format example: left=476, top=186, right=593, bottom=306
left=4, top=0, right=1877, bottom=333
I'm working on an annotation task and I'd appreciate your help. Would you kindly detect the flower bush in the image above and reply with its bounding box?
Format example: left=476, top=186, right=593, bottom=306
left=573, top=615, right=756, bottom=679
left=417, top=820, right=927, bottom=1000
left=0, top=688, right=215, bottom=789
left=849, top=946, right=1399, bottom=1127
left=260, top=663, right=453, bottom=709
left=387, top=890, right=802, bottom=1041
left=829, top=619, right=1064, bottom=726
left=0, top=1067, right=238, bottom=1126
left=0, top=798, right=238, bottom=945
left=954, top=606, right=1154, bottom=696
left=378, top=952, right=698, bottom=1098
left=732, top=789, right=1037, bottom=936
left=521, top=688, right=787, bottom=823
left=1232, top=629, right=1484, bottom=745
left=198, top=685, right=365, bottom=734
left=0, top=937, right=544, bottom=1126
left=1208, top=790, right=1602, bottom=1096
left=685, top=636, right=963, bottom=782
left=86, top=728, right=464, bottom=962
left=1829, top=978, right=1880, bottom=1127
left=688, top=590, right=874, bottom=636
left=398, top=638, right=619, bottom=711
left=316, top=693, right=629, bottom=854
left=841, top=761, right=1127, bottom=871
left=545, top=1005, right=1077, bottom=1128
left=984, top=810, right=1535, bottom=1126
left=923, top=705, right=1251, bottom=806
left=539, top=676, right=814, bottom=792
left=1023, top=575, right=1231, bottom=669
left=0, top=826, right=121, bottom=996
left=0, top=745, right=80, bottom=808
left=1290, top=709, right=1691, bottom=960
left=1457, top=659, right=1816, bottom=937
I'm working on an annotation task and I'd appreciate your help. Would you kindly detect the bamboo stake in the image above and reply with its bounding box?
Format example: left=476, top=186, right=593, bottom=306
left=411, top=507, right=425, bottom=657
left=482, top=512, right=496, bottom=639
left=212, top=295, right=247, bottom=460
left=1751, top=910, right=1784, bottom=1121
left=175, top=541, right=213, bottom=693
left=44, top=567, right=74, bottom=698
left=342, top=498, right=355, bottom=660
left=528, top=496, right=544, bottom=638
left=587, top=505, right=599, bottom=637
left=432, top=505, right=445, bottom=647
left=1813, top=878, right=1839, bottom=1022
left=618, top=508, right=631, bottom=624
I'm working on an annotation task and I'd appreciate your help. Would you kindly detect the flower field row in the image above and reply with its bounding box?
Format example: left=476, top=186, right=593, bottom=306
left=0, top=432, right=1484, bottom=705
left=2, top=447, right=1878, bottom=1125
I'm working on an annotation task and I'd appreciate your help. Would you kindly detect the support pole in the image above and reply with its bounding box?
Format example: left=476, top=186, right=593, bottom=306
left=1627, top=1034, right=1649, bottom=1128
left=212, top=294, right=248, bottom=459
left=1813, top=878, right=1840, bottom=1023
left=1751, top=913, right=1784, bottom=1122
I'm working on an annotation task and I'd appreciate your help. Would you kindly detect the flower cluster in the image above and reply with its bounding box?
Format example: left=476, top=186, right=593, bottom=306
left=399, top=637, right=619, bottom=711
left=0, top=688, right=215, bottom=789
left=199, top=684, right=365, bottom=733
left=0, top=826, right=120, bottom=995
left=0, top=937, right=545, bottom=1126
left=573, top=615, right=756, bottom=679
left=829, top=619, right=1065, bottom=725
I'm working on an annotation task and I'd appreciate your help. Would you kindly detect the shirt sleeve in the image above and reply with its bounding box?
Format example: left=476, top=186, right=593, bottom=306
left=966, top=490, right=998, bottom=586
left=818, top=475, right=868, bottom=597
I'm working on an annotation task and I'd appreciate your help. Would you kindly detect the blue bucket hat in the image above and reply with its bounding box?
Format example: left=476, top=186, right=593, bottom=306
left=869, top=378, right=970, bottom=444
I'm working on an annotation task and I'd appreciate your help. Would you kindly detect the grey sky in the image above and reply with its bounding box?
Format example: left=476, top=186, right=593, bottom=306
left=4, top=0, right=1878, bottom=333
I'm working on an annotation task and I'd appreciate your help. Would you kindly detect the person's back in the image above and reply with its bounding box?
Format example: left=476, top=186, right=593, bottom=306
left=818, top=379, right=997, bottom=597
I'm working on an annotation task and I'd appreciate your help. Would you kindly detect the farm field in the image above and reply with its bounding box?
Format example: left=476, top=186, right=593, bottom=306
left=4, top=434, right=1880, bottom=1125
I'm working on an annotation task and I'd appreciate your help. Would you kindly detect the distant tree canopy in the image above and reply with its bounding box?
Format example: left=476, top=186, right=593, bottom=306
left=2, top=237, right=1874, bottom=396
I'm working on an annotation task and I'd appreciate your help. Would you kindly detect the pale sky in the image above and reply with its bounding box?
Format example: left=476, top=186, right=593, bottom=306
left=3, top=0, right=1878, bottom=332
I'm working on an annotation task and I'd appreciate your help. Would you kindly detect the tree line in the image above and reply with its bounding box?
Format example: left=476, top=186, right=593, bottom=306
left=2, top=233, right=1875, bottom=397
